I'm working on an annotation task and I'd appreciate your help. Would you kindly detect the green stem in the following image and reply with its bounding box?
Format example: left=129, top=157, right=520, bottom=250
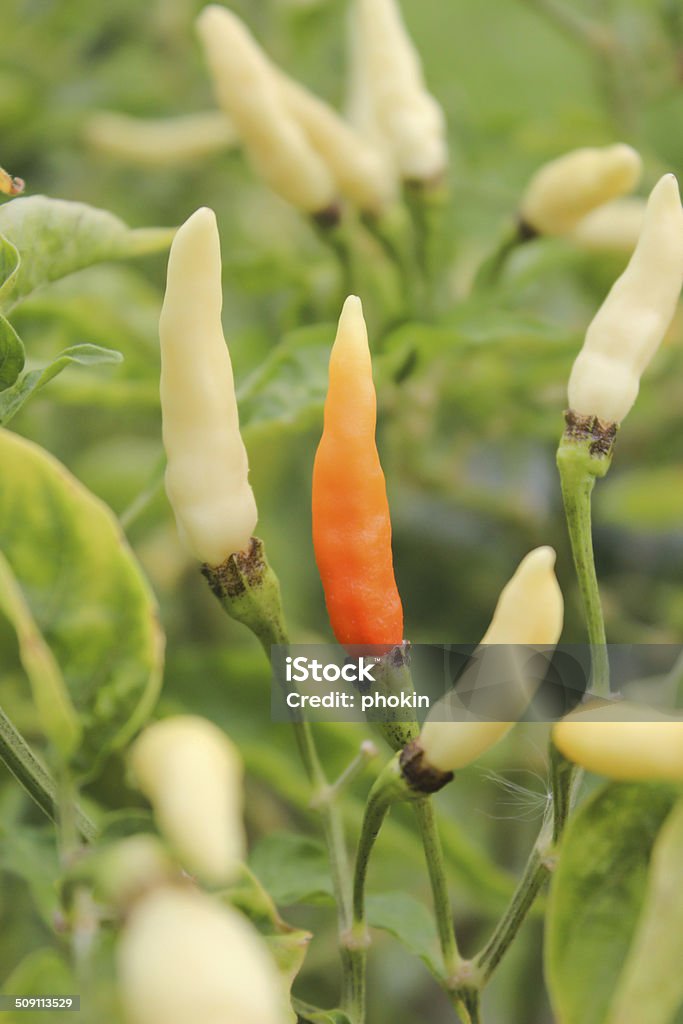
left=360, top=210, right=417, bottom=319
left=449, top=987, right=481, bottom=1024
left=413, top=798, right=462, bottom=976
left=312, top=214, right=355, bottom=302
left=475, top=844, right=548, bottom=985
left=519, top=0, right=634, bottom=130
left=521, top=0, right=612, bottom=50
left=559, top=468, right=609, bottom=694
left=403, top=181, right=447, bottom=319
left=350, top=780, right=391, bottom=1023
left=352, top=765, right=397, bottom=926
left=119, top=457, right=165, bottom=530
left=472, top=742, right=578, bottom=985
left=311, top=741, right=378, bottom=809
left=471, top=221, right=532, bottom=294
left=368, top=653, right=465, bottom=988
left=203, top=542, right=362, bottom=1019
left=557, top=415, right=616, bottom=697
left=0, top=706, right=97, bottom=841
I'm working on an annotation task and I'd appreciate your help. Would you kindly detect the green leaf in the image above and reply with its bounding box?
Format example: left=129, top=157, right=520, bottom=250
left=0, top=343, right=122, bottom=426
left=0, top=429, right=164, bottom=775
left=238, top=323, right=334, bottom=439
left=597, top=466, right=683, bottom=531
left=0, top=312, right=24, bottom=390
left=0, top=825, right=61, bottom=927
left=0, top=196, right=174, bottom=313
left=227, top=862, right=296, bottom=932
left=0, top=550, right=81, bottom=758
left=2, top=948, right=77, bottom=1024
left=366, top=891, right=441, bottom=977
left=226, top=863, right=312, bottom=987
left=545, top=782, right=679, bottom=1024
left=0, top=230, right=20, bottom=297
left=605, top=798, right=683, bottom=1024
left=248, top=832, right=334, bottom=906
left=292, top=1000, right=353, bottom=1024
left=225, top=868, right=311, bottom=1020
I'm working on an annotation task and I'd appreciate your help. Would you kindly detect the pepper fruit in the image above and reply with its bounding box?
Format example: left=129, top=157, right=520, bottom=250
left=519, top=144, right=641, bottom=238
left=569, top=196, right=645, bottom=254
left=553, top=702, right=683, bottom=782
left=312, top=295, right=403, bottom=652
left=349, top=0, right=448, bottom=185
left=159, top=206, right=258, bottom=567
left=404, top=547, right=563, bottom=788
left=84, top=110, right=238, bottom=168
left=128, top=716, right=245, bottom=886
left=567, top=173, right=683, bottom=426
left=196, top=5, right=337, bottom=218
left=118, top=886, right=286, bottom=1024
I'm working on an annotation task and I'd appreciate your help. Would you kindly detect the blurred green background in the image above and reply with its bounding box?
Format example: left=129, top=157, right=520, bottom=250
left=1, top=0, right=683, bottom=1021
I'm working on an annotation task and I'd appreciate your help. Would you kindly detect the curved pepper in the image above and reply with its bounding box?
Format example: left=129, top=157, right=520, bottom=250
left=567, top=173, right=683, bottom=424
left=312, top=295, right=403, bottom=651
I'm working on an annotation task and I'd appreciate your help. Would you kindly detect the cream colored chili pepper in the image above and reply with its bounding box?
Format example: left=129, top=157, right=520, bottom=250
left=96, top=835, right=176, bottom=909
left=160, top=205, right=257, bottom=566
left=84, top=110, right=238, bottom=168
left=196, top=5, right=337, bottom=215
left=350, top=0, right=448, bottom=184
left=129, top=716, right=245, bottom=885
left=553, top=702, right=683, bottom=781
left=520, top=144, right=641, bottom=237
left=569, top=196, right=646, bottom=253
left=273, top=70, right=397, bottom=214
left=118, top=886, right=285, bottom=1024
left=418, top=547, right=564, bottom=774
left=567, top=174, right=683, bottom=424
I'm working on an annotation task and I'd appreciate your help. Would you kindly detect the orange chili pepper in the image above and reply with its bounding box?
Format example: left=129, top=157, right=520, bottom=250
left=312, top=295, right=403, bottom=651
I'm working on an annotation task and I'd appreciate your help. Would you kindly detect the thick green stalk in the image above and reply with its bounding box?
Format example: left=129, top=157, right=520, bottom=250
left=0, top=705, right=97, bottom=842
left=413, top=798, right=462, bottom=977
left=352, top=760, right=403, bottom=927
left=471, top=742, right=578, bottom=986
left=203, top=541, right=363, bottom=1019
left=351, top=757, right=415, bottom=1021
left=372, top=653, right=463, bottom=983
left=557, top=411, right=617, bottom=698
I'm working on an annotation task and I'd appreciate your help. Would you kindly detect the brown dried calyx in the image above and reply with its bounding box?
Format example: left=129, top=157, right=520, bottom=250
left=399, top=738, right=453, bottom=795
left=563, top=409, right=618, bottom=459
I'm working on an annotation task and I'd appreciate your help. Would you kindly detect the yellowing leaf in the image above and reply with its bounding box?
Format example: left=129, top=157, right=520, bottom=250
left=0, top=429, right=164, bottom=775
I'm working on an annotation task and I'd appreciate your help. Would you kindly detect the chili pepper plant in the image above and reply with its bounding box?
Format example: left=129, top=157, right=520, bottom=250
left=1, top=2, right=683, bottom=1024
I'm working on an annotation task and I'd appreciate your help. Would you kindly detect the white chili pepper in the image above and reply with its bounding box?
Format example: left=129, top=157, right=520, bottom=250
left=118, top=886, right=285, bottom=1024
left=96, top=835, right=176, bottom=909
left=569, top=196, right=646, bottom=253
left=553, top=702, right=683, bottom=782
left=418, top=547, right=564, bottom=774
left=129, top=716, right=245, bottom=886
left=567, top=174, right=683, bottom=424
left=273, top=70, right=397, bottom=215
left=350, top=0, right=448, bottom=184
left=520, top=144, right=642, bottom=237
left=84, top=110, right=238, bottom=168
left=196, top=5, right=337, bottom=215
left=160, top=205, right=257, bottom=566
